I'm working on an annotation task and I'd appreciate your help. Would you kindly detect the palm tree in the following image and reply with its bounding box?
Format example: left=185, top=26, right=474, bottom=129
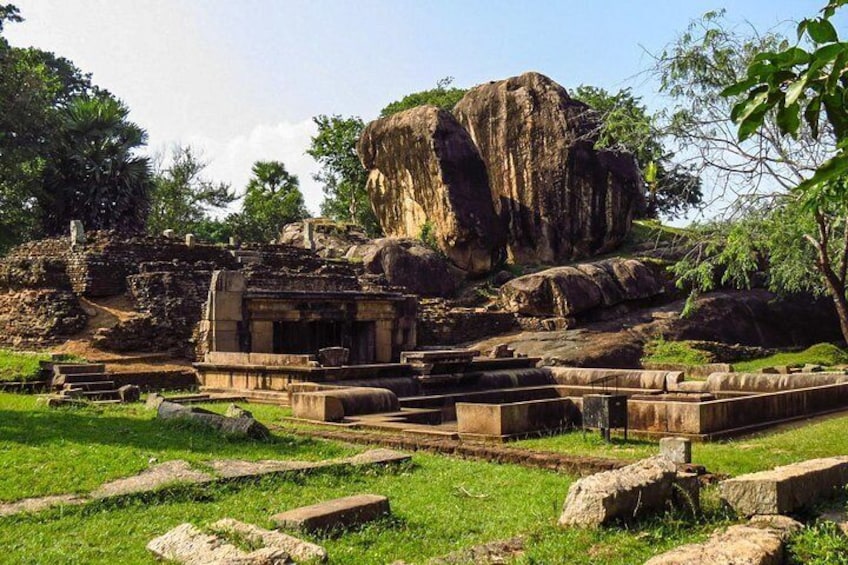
left=41, top=95, right=152, bottom=235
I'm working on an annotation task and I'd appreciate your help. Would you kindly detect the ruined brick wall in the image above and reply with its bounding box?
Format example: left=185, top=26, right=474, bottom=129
left=417, top=300, right=519, bottom=346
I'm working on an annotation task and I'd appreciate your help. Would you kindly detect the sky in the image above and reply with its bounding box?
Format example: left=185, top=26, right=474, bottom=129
left=5, top=0, right=838, bottom=216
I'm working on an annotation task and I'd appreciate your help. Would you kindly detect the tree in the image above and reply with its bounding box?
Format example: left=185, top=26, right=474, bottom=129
left=703, top=0, right=848, bottom=343
left=379, top=76, right=467, bottom=117
left=40, top=95, right=153, bottom=235
left=571, top=85, right=703, bottom=219
left=307, top=114, right=381, bottom=235
left=651, top=10, right=831, bottom=204
left=232, top=161, right=308, bottom=242
left=0, top=4, right=97, bottom=250
left=147, top=145, right=235, bottom=236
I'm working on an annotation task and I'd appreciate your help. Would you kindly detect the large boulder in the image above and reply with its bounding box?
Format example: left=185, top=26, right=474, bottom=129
left=357, top=105, right=506, bottom=275
left=499, top=258, right=664, bottom=317
left=453, top=72, right=644, bottom=264
left=346, top=238, right=462, bottom=297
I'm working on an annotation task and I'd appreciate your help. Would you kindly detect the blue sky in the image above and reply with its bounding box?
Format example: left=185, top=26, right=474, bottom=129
left=6, top=0, right=839, bottom=215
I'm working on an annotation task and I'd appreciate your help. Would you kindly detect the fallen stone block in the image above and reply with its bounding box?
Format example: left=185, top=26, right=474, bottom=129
left=272, top=494, right=390, bottom=533
left=157, top=400, right=270, bottom=440
left=644, top=515, right=801, bottom=565
left=91, top=460, right=213, bottom=499
left=720, top=456, right=848, bottom=516
left=429, top=536, right=524, bottom=564
left=559, top=456, right=677, bottom=527
left=145, top=392, right=165, bottom=409
left=225, top=403, right=253, bottom=419
left=146, top=522, right=290, bottom=565
left=0, top=494, right=87, bottom=518
left=118, top=384, right=140, bottom=403
left=211, top=518, right=327, bottom=563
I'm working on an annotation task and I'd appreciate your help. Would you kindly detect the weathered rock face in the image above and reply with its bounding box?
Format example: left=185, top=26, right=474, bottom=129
left=453, top=72, right=644, bottom=264
left=346, top=238, right=462, bottom=297
left=499, top=258, right=664, bottom=318
left=357, top=105, right=506, bottom=275
left=559, top=455, right=678, bottom=527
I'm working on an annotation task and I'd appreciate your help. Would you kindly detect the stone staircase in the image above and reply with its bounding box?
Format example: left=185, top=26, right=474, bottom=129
left=49, top=363, right=122, bottom=403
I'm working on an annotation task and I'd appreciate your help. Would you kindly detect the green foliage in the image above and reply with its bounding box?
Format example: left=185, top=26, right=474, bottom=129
left=0, top=5, right=100, bottom=250
left=418, top=220, right=439, bottom=251
left=571, top=86, right=703, bottom=220
left=40, top=95, right=153, bottom=235
left=230, top=161, right=308, bottom=243
left=787, top=520, right=848, bottom=565
left=653, top=10, right=825, bottom=199
left=147, top=145, right=235, bottom=237
left=733, top=343, right=848, bottom=372
left=307, top=114, right=381, bottom=236
left=641, top=338, right=712, bottom=366
left=724, top=0, right=848, bottom=194
left=379, top=76, right=467, bottom=117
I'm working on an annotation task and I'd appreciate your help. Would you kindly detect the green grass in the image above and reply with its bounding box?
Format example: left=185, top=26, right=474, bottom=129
left=516, top=411, right=848, bottom=476
left=0, top=394, right=729, bottom=564
left=5, top=393, right=848, bottom=563
left=0, top=394, right=346, bottom=501
left=0, top=350, right=83, bottom=382
left=732, top=343, right=848, bottom=373
left=641, top=338, right=712, bottom=366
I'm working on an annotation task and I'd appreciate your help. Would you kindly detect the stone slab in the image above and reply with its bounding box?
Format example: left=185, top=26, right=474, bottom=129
left=559, top=456, right=677, bottom=527
left=91, top=460, right=213, bottom=499
left=0, top=494, right=86, bottom=518
left=147, top=522, right=289, bottom=565
left=207, top=459, right=320, bottom=479
left=720, top=456, right=848, bottom=516
left=272, top=494, right=390, bottom=533
left=345, top=448, right=412, bottom=467
left=211, top=518, right=327, bottom=562
left=644, top=516, right=801, bottom=565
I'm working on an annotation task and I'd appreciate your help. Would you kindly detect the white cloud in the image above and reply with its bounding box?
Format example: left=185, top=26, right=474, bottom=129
left=151, top=119, right=324, bottom=217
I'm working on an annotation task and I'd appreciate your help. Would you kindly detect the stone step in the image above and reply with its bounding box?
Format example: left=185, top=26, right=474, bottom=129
left=53, top=373, right=114, bottom=387
left=76, top=390, right=121, bottom=400
left=272, top=494, right=390, bottom=533
left=63, top=381, right=116, bottom=392
left=52, top=364, right=106, bottom=376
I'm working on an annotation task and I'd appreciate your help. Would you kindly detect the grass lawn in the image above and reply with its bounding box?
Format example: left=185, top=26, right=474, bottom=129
left=0, top=393, right=727, bottom=564
left=732, top=343, right=848, bottom=373
left=3, top=393, right=848, bottom=563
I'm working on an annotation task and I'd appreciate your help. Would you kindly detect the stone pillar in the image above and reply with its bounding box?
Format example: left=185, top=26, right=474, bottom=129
left=204, top=270, right=246, bottom=353
left=70, top=220, right=85, bottom=246
left=303, top=220, right=315, bottom=251
left=162, top=229, right=175, bottom=239
left=250, top=321, right=274, bottom=353
left=185, top=233, right=195, bottom=248
left=229, top=236, right=239, bottom=247
left=375, top=320, right=393, bottom=363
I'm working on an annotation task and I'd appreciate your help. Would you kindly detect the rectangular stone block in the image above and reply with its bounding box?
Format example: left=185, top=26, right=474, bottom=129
left=660, top=437, right=692, bottom=464
left=212, top=291, right=244, bottom=321
left=250, top=320, right=274, bottom=354
left=720, top=456, right=848, bottom=516
left=456, top=397, right=578, bottom=438
left=272, top=494, right=390, bottom=533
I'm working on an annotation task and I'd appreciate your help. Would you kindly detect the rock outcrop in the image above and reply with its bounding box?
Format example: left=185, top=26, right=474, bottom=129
left=357, top=105, right=506, bottom=275
left=453, top=72, right=644, bottom=264
left=499, top=258, right=664, bottom=318
left=346, top=238, right=461, bottom=297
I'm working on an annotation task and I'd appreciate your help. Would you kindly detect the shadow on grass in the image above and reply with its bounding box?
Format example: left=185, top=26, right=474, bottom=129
left=0, top=405, right=340, bottom=459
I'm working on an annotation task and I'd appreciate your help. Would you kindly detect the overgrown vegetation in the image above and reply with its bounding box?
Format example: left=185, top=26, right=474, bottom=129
left=0, top=350, right=81, bottom=382
left=641, top=338, right=712, bottom=366
left=732, top=343, right=848, bottom=372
